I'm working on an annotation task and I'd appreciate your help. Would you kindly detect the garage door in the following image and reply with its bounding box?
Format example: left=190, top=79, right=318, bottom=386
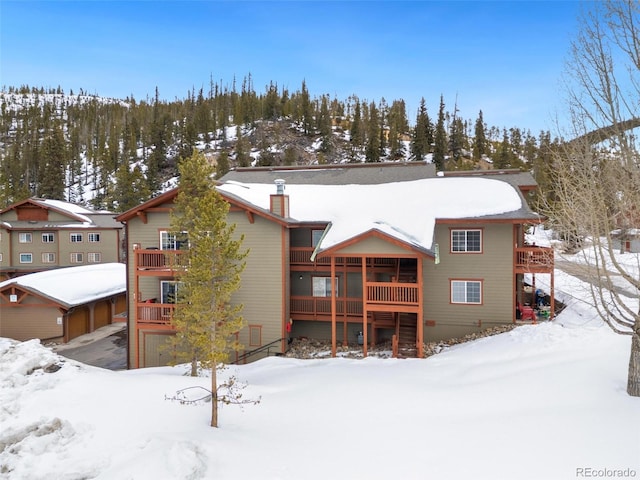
left=67, top=307, right=89, bottom=340
left=94, top=300, right=111, bottom=330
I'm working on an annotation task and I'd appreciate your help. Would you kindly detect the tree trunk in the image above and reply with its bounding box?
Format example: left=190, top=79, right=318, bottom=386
left=211, top=366, right=218, bottom=427
left=628, top=317, right=640, bottom=397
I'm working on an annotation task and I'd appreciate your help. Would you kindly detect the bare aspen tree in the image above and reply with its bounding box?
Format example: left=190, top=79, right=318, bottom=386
left=546, top=0, right=640, bottom=396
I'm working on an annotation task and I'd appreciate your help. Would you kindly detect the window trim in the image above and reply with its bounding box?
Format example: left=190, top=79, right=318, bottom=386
left=70, top=252, right=84, bottom=263
left=88, top=232, right=101, bottom=243
left=450, top=228, right=483, bottom=254
left=41, top=232, right=55, bottom=243
left=450, top=279, right=483, bottom=305
left=19, top=253, right=33, bottom=264
left=88, top=252, right=101, bottom=263
left=19, top=232, right=33, bottom=243
left=42, top=252, right=56, bottom=263
left=160, top=230, right=189, bottom=250
left=161, top=280, right=183, bottom=304
left=70, top=232, right=83, bottom=243
left=312, top=276, right=338, bottom=297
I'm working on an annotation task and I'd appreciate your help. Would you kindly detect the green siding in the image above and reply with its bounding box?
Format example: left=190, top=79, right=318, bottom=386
left=423, top=223, right=515, bottom=341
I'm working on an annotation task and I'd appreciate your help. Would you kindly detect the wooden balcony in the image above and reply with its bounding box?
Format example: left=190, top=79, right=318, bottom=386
left=134, top=249, right=188, bottom=275
left=289, top=247, right=396, bottom=268
left=136, top=302, right=175, bottom=325
left=366, top=282, right=420, bottom=312
left=290, top=296, right=363, bottom=320
left=515, top=246, right=554, bottom=273
left=291, top=282, right=420, bottom=320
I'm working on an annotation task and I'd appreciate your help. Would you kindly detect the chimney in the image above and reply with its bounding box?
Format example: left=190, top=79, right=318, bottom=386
left=270, top=179, right=289, bottom=217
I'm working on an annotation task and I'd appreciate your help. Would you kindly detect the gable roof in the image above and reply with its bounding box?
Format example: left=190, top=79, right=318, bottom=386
left=0, top=198, right=121, bottom=229
left=0, top=263, right=126, bottom=309
left=217, top=176, right=541, bottom=254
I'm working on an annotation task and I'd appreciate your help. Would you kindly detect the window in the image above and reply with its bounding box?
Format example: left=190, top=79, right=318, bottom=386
left=161, top=281, right=182, bottom=303
left=0, top=253, right=3, bottom=262
left=19, top=232, right=32, bottom=243
left=42, top=253, right=56, bottom=263
left=311, top=229, right=324, bottom=247
left=451, top=229, right=482, bottom=253
left=312, top=276, right=338, bottom=297
left=70, top=252, right=83, bottom=263
left=19, top=253, right=33, bottom=263
left=70, top=233, right=83, bottom=243
left=451, top=280, right=482, bottom=304
left=88, top=252, right=101, bottom=263
left=88, top=232, right=101, bottom=243
left=42, top=232, right=55, bottom=243
left=249, top=325, right=262, bottom=347
left=160, top=231, right=188, bottom=250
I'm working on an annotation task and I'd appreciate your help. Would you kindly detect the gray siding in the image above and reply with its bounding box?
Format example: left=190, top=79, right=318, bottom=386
left=423, top=223, right=514, bottom=341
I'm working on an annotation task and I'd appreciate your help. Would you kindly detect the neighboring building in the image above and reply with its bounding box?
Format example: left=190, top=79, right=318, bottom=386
left=0, top=198, right=124, bottom=280
left=0, top=263, right=126, bottom=343
left=116, top=163, right=554, bottom=368
left=611, top=228, right=640, bottom=253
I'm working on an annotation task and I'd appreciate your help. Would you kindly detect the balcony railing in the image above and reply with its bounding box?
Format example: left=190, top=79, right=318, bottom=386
left=515, top=246, right=554, bottom=272
left=366, top=282, right=419, bottom=306
left=289, top=247, right=396, bottom=267
left=290, top=296, right=363, bottom=317
left=136, top=302, right=175, bottom=325
left=135, top=249, right=188, bottom=271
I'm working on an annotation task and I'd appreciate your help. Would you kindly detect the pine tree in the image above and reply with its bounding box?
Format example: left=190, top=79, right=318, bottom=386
left=350, top=98, right=364, bottom=148
left=433, top=95, right=447, bottom=171
left=473, top=110, right=488, bottom=160
left=365, top=101, right=381, bottom=162
left=39, top=123, right=67, bottom=199
left=169, top=150, right=248, bottom=427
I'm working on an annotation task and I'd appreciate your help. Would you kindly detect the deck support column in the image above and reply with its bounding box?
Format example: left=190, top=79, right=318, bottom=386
left=331, top=257, right=337, bottom=357
left=417, top=256, right=424, bottom=358
left=362, top=256, right=368, bottom=358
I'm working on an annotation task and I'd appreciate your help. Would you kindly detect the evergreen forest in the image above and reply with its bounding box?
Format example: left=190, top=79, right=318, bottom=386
left=0, top=79, right=561, bottom=213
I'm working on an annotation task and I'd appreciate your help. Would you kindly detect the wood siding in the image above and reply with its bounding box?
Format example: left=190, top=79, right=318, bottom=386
left=332, top=236, right=412, bottom=255
left=423, top=223, right=514, bottom=341
left=230, top=211, right=286, bottom=356
left=0, top=306, right=63, bottom=341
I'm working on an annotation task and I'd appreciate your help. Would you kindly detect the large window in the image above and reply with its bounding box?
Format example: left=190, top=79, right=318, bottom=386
left=88, top=232, right=101, bottom=243
left=160, top=231, right=189, bottom=250
left=161, top=281, right=182, bottom=304
left=19, top=253, right=32, bottom=263
left=451, top=229, right=482, bottom=253
left=42, top=253, right=56, bottom=263
left=70, top=252, right=83, bottom=263
left=451, top=280, right=482, bottom=304
left=19, top=232, right=32, bottom=243
left=70, top=233, right=83, bottom=243
left=42, top=232, right=55, bottom=243
left=88, top=252, right=101, bottom=263
left=312, top=276, right=338, bottom=297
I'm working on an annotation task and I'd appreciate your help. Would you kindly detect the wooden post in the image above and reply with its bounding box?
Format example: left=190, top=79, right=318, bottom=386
left=362, top=256, right=368, bottom=358
left=417, top=256, right=424, bottom=358
left=331, top=257, right=337, bottom=357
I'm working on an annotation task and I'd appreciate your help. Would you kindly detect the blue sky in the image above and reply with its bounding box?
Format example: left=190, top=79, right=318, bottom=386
left=1, top=1, right=582, bottom=134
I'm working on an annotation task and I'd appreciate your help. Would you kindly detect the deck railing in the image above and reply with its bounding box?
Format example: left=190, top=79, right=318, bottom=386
left=135, top=249, right=188, bottom=271
left=136, top=303, right=175, bottom=325
left=515, top=246, right=554, bottom=272
left=290, top=296, right=363, bottom=316
left=366, top=282, right=419, bottom=306
left=289, top=247, right=396, bottom=267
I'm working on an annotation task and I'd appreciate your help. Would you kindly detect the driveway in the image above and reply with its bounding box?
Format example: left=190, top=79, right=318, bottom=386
left=52, top=323, right=127, bottom=370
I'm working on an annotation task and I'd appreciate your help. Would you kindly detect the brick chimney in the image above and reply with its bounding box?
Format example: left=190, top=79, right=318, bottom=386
left=270, top=179, right=289, bottom=217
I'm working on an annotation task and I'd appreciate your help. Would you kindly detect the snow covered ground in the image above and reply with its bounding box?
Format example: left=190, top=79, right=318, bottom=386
left=1, top=229, right=640, bottom=480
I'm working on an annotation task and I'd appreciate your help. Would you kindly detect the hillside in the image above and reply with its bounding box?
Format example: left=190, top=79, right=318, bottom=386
left=0, top=86, right=556, bottom=212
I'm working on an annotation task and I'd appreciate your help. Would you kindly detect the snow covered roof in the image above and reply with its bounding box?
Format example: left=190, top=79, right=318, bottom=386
left=0, top=263, right=126, bottom=308
left=217, top=176, right=535, bottom=253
